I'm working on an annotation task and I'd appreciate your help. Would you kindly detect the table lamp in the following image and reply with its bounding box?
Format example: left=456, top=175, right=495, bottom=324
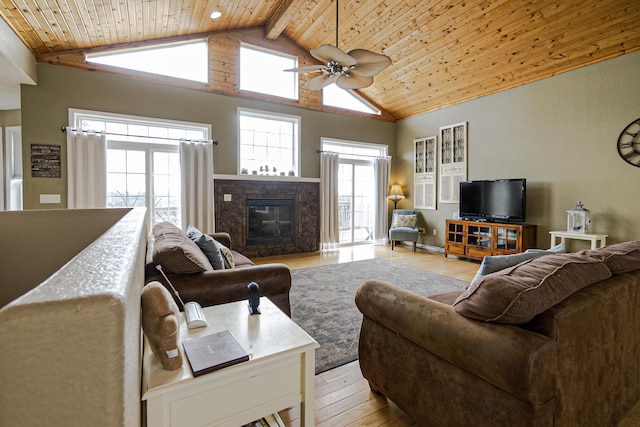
left=387, top=184, right=406, bottom=209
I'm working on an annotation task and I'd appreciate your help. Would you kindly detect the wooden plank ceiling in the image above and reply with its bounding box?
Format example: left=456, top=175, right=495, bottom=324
left=1, top=0, right=639, bottom=120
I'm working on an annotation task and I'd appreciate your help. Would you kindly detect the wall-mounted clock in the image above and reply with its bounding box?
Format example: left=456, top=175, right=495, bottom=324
left=617, top=118, right=640, bottom=167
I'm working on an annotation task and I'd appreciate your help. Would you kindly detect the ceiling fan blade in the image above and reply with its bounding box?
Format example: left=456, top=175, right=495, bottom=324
left=307, top=74, right=340, bottom=90
left=336, top=74, right=374, bottom=90
left=284, top=65, right=327, bottom=73
left=347, top=49, right=392, bottom=77
left=311, top=44, right=357, bottom=66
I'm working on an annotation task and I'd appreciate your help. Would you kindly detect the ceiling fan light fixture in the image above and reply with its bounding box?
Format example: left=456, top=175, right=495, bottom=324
left=284, top=0, right=391, bottom=91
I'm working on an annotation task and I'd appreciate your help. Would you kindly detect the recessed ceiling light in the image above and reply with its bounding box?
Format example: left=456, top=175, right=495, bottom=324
left=210, top=10, right=222, bottom=19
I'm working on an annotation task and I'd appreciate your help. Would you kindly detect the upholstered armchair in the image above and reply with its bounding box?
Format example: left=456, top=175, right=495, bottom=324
left=389, top=209, right=419, bottom=251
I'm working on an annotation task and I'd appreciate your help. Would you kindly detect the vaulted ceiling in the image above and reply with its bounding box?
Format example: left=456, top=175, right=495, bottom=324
left=1, top=0, right=639, bottom=119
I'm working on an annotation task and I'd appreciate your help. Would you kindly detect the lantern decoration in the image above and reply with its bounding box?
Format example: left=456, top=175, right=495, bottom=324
left=566, top=201, right=591, bottom=234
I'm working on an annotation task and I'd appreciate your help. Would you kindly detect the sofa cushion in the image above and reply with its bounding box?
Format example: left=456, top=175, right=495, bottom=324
left=231, top=250, right=255, bottom=268
left=582, top=241, right=640, bottom=275
left=453, top=252, right=612, bottom=324
left=186, top=225, right=226, bottom=270
left=152, top=222, right=213, bottom=274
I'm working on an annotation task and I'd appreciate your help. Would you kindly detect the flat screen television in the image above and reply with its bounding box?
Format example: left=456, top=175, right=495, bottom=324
left=459, top=179, right=527, bottom=222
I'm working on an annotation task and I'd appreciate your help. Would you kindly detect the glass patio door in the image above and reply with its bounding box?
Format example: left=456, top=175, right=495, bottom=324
left=338, top=162, right=375, bottom=244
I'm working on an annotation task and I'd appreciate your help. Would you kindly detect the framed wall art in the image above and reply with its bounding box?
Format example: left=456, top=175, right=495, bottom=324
left=438, top=122, right=467, bottom=204
left=414, top=135, right=437, bottom=210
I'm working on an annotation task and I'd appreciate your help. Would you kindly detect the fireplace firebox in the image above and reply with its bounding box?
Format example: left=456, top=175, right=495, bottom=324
left=246, top=198, right=294, bottom=245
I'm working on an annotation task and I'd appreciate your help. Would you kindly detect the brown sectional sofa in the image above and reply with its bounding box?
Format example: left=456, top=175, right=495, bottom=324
left=356, top=241, right=640, bottom=426
left=145, top=223, right=292, bottom=316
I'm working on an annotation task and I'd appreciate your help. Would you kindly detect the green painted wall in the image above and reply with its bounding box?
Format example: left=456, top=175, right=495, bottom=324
left=20, top=63, right=397, bottom=209
left=396, top=50, right=640, bottom=248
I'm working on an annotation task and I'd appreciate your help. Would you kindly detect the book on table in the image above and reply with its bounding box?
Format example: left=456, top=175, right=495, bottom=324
left=182, top=330, right=249, bottom=377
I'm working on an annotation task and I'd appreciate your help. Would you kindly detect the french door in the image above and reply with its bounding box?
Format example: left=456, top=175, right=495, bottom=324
left=338, top=161, right=375, bottom=244
left=323, top=138, right=388, bottom=246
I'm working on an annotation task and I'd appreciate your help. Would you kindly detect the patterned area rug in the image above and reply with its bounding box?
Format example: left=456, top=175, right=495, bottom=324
left=290, top=258, right=469, bottom=374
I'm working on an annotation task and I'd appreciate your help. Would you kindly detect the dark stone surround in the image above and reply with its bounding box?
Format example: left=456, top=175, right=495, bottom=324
left=214, top=179, right=320, bottom=258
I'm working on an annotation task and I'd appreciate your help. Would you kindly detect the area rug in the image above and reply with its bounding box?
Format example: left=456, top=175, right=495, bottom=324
left=289, top=258, right=469, bottom=374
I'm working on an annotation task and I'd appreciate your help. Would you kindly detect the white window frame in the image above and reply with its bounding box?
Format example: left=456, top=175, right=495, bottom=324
left=237, top=107, right=301, bottom=176
left=3, top=126, right=23, bottom=211
left=69, top=109, right=210, bottom=228
left=239, top=43, right=298, bottom=100
left=322, top=138, right=388, bottom=158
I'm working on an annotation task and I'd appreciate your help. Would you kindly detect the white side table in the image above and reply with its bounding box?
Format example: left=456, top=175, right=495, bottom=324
left=142, top=297, right=318, bottom=427
left=549, top=231, right=608, bottom=250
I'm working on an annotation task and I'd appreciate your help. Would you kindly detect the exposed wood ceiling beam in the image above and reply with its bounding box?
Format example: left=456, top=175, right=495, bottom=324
left=266, top=0, right=306, bottom=40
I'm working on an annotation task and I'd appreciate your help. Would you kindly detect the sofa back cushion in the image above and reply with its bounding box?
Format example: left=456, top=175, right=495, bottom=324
left=453, top=252, right=612, bottom=324
left=582, top=241, right=640, bottom=275
left=152, top=222, right=213, bottom=274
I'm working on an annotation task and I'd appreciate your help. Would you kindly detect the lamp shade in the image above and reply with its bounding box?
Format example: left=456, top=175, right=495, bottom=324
left=387, top=184, right=406, bottom=201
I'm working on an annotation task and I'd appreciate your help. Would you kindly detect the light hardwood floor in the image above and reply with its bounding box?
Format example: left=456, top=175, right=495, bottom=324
left=255, top=243, right=640, bottom=427
left=254, top=243, right=477, bottom=426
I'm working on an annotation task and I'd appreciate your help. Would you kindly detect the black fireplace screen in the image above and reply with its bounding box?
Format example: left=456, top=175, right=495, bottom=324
left=246, top=198, right=294, bottom=245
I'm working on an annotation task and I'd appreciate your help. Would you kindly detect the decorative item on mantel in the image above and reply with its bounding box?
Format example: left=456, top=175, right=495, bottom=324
left=567, top=201, right=591, bottom=234
left=387, top=184, right=406, bottom=209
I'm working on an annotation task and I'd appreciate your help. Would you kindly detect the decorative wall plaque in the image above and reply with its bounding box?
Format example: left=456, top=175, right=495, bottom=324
left=31, top=144, right=61, bottom=178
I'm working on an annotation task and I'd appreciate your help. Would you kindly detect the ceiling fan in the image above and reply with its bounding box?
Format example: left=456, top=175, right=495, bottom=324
left=285, top=0, right=391, bottom=91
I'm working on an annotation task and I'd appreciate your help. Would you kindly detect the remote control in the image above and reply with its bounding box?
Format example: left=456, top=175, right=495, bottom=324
left=184, top=301, right=208, bottom=329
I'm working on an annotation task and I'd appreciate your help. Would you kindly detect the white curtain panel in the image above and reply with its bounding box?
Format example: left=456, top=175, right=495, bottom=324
left=66, top=131, right=107, bottom=208
left=374, top=156, right=391, bottom=243
left=320, top=151, right=340, bottom=251
left=180, top=140, right=214, bottom=233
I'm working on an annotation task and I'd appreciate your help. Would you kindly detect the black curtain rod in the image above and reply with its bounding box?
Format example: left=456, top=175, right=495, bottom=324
left=317, top=149, right=390, bottom=159
left=61, top=126, right=218, bottom=145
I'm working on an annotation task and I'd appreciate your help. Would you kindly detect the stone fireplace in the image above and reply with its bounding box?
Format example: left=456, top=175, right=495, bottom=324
left=214, top=178, right=319, bottom=258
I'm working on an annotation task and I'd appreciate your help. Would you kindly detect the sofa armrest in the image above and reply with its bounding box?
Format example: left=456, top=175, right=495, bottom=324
left=355, top=280, right=556, bottom=404
left=208, top=232, right=231, bottom=249
left=147, top=263, right=292, bottom=316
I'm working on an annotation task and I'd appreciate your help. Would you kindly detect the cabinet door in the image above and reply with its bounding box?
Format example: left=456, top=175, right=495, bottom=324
left=495, top=226, right=520, bottom=253
left=445, top=221, right=465, bottom=256
left=466, top=224, right=492, bottom=259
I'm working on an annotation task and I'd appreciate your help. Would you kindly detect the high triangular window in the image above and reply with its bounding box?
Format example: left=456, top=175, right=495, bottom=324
left=86, top=40, right=208, bottom=83
left=323, top=85, right=379, bottom=115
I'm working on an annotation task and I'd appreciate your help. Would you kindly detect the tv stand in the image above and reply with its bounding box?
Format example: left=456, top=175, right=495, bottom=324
left=445, top=219, right=537, bottom=261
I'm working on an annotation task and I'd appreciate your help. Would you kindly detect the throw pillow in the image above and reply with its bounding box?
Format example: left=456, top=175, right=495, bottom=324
left=469, top=250, right=550, bottom=286
left=186, top=225, right=226, bottom=270
left=141, top=282, right=183, bottom=371
left=582, top=241, right=640, bottom=275
left=392, top=214, right=417, bottom=228
left=468, top=243, right=566, bottom=287
left=152, top=222, right=213, bottom=274
left=453, top=252, right=612, bottom=324
left=525, top=243, right=566, bottom=254
left=220, top=246, right=235, bottom=269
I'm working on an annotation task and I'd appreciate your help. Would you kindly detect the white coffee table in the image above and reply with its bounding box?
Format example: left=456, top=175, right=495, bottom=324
left=142, top=297, right=319, bottom=427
